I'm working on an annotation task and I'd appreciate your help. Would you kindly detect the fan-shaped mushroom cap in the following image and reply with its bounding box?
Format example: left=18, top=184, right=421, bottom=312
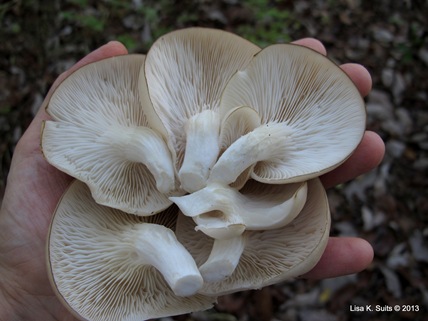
left=144, top=27, right=260, bottom=192
left=176, top=178, right=330, bottom=296
left=41, top=55, right=176, bottom=216
left=218, top=44, right=366, bottom=184
left=47, top=180, right=215, bottom=321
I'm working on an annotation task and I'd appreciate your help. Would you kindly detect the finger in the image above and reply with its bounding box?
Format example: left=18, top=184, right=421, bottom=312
left=320, top=131, right=385, bottom=189
left=292, top=38, right=327, bottom=55
left=341, top=63, right=372, bottom=97
left=292, top=39, right=372, bottom=98
left=301, top=237, right=374, bottom=279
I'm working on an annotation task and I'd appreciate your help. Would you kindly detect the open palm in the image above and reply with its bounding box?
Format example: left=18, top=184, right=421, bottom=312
left=0, top=40, right=384, bottom=320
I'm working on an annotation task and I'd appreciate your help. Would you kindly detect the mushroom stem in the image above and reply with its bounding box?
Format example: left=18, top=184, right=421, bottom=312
left=199, top=235, right=246, bottom=283
left=97, top=125, right=175, bottom=193
left=179, top=110, right=221, bottom=193
left=132, top=223, right=203, bottom=297
left=209, top=122, right=293, bottom=185
left=170, top=183, right=246, bottom=239
left=170, top=181, right=308, bottom=239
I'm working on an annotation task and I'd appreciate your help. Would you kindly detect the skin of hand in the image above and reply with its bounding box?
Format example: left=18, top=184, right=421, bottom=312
left=0, top=39, right=385, bottom=320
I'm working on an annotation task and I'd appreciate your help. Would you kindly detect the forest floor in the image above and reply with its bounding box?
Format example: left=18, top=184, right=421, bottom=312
left=1, top=1, right=427, bottom=320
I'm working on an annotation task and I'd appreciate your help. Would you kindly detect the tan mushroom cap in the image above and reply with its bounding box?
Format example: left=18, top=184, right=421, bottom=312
left=176, top=178, right=330, bottom=296
left=47, top=180, right=215, bottom=321
left=41, top=55, right=176, bottom=216
left=144, top=27, right=261, bottom=192
left=218, top=44, right=367, bottom=184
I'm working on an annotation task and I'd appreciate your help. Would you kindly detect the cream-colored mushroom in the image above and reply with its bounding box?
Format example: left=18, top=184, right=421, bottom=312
left=47, top=180, right=215, bottom=321
left=214, top=43, right=366, bottom=185
left=175, top=178, right=330, bottom=292
left=210, top=121, right=294, bottom=186
left=36, top=26, right=376, bottom=321
left=218, top=106, right=262, bottom=189
left=172, top=180, right=308, bottom=283
left=198, top=235, right=247, bottom=283
left=144, top=27, right=260, bottom=193
left=41, top=55, right=176, bottom=216
left=170, top=180, right=308, bottom=239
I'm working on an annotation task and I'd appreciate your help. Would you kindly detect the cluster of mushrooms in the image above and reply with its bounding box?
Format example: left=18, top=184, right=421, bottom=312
left=41, top=28, right=366, bottom=321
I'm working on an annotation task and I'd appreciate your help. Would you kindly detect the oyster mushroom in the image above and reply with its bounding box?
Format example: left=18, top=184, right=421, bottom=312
left=47, top=180, right=215, bottom=321
left=176, top=178, right=330, bottom=290
left=171, top=42, right=364, bottom=282
left=173, top=40, right=365, bottom=242
left=41, top=27, right=369, bottom=320
left=41, top=55, right=176, bottom=216
left=218, top=106, right=262, bottom=188
left=144, top=27, right=260, bottom=192
left=170, top=180, right=308, bottom=239
left=211, top=43, right=367, bottom=185
left=171, top=180, right=308, bottom=283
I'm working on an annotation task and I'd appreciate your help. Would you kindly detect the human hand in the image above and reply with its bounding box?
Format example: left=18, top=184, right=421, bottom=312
left=0, top=41, right=129, bottom=320
left=293, top=38, right=385, bottom=279
left=0, top=39, right=384, bottom=319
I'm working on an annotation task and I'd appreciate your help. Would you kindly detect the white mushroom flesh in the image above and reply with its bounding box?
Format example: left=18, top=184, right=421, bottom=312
left=175, top=178, right=331, bottom=296
left=144, top=28, right=260, bottom=174
left=178, top=109, right=221, bottom=193
left=198, top=235, right=247, bottom=283
left=130, top=223, right=203, bottom=297
left=219, top=44, right=366, bottom=183
left=170, top=181, right=308, bottom=239
left=209, top=122, right=294, bottom=186
left=42, top=55, right=176, bottom=215
left=42, top=28, right=369, bottom=320
left=48, top=181, right=214, bottom=321
left=95, top=125, right=175, bottom=193
left=218, top=105, right=262, bottom=189
left=172, top=181, right=308, bottom=280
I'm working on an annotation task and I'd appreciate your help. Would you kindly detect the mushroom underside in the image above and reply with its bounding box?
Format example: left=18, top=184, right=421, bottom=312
left=176, top=178, right=331, bottom=296
left=41, top=54, right=177, bottom=216
left=47, top=181, right=215, bottom=321
left=42, top=27, right=368, bottom=321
